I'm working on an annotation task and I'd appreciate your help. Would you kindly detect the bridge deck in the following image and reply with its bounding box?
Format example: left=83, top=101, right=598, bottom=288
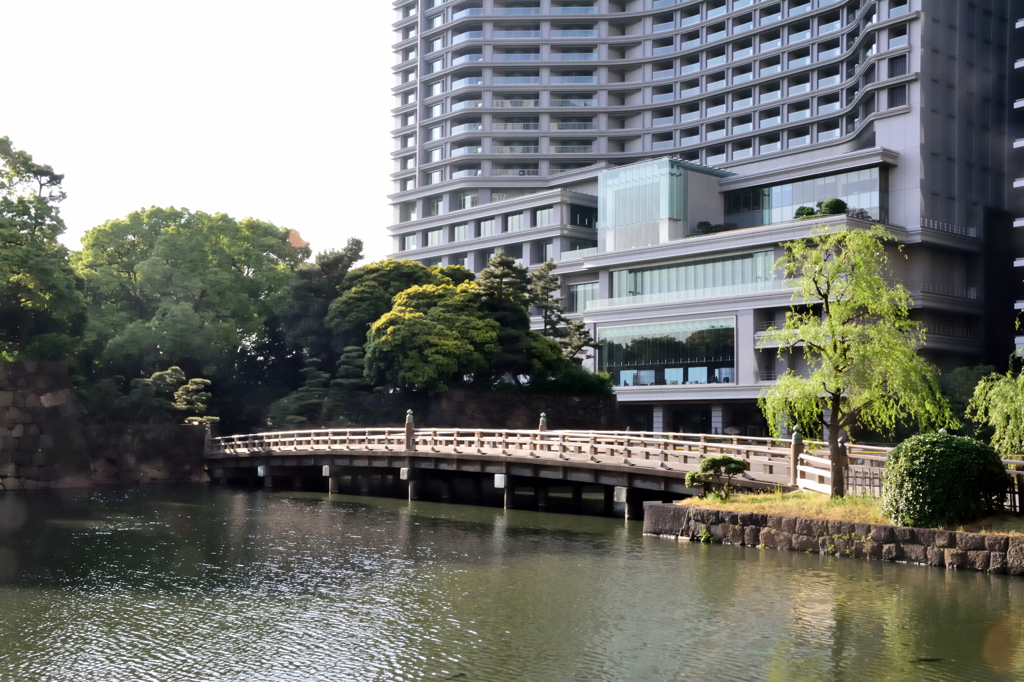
left=206, top=428, right=894, bottom=496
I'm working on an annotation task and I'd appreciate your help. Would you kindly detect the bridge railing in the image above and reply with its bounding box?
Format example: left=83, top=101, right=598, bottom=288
left=208, top=427, right=876, bottom=490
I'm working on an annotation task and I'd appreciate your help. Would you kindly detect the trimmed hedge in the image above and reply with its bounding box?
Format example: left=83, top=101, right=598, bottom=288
left=881, top=433, right=1011, bottom=528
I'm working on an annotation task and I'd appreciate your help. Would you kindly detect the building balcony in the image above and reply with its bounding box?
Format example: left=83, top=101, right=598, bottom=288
left=551, top=29, right=597, bottom=38
left=551, top=75, right=597, bottom=84
left=550, top=98, right=596, bottom=107
left=492, top=122, right=540, bottom=130
left=494, top=30, right=542, bottom=38
left=492, top=145, right=540, bottom=153
left=553, top=145, right=594, bottom=153
left=493, top=76, right=541, bottom=84
left=492, top=99, right=540, bottom=107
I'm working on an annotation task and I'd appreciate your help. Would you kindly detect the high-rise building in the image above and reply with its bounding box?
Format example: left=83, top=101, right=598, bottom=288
left=389, top=0, right=1022, bottom=434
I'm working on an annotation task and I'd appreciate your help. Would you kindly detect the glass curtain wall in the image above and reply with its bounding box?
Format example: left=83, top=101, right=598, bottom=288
left=598, top=317, right=736, bottom=387
left=568, top=282, right=599, bottom=312
left=724, top=166, right=888, bottom=229
left=597, top=158, right=686, bottom=252
left=591, top=251, right=774, bottom=309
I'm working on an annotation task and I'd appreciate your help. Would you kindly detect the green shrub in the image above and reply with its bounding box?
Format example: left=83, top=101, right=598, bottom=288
left=880, top=433, right=1011, bottom=527
left=685, top=455, right=747, bottom=500
left=820, top=198, right=848, bottom=215
left=794, top=206, right=816, bottom=218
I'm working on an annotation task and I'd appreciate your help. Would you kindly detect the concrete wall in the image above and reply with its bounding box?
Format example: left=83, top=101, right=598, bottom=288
left=0, top=362, right=208, bottom=492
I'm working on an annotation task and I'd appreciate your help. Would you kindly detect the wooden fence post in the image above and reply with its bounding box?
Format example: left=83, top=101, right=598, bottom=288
left=789, top=425, right=804, bottom=487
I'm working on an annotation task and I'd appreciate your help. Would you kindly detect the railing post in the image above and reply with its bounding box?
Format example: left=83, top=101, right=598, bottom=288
left=538, top=412, right=548, bottom=431
left=405, top=410, right=416, bottom=451
left=789, top=425, right=804, bottom=487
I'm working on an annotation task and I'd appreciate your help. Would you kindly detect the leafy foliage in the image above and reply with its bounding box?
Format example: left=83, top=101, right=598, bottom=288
left=365, top=282, right=501, bottom=393
left=759, top=225, right=953, bottom=496
left=278, top=240, right=364, bottom=366
left=938, top=364, right=995, bottom=439
left=325, top=259, right=464, bottom=351
left=794, top=206, right=816, bottom=219
left=968, top=366, right=1024, bottom=455
left=880, top=433, right=1010, bottom=527
left=79, top=366, right=216, bottom=424
left=684, top=455, right=748, bottom=499
left=266, top=358, right=332, bottom=426
left=819, top=198, right=847, bottom=215
left=71, top=206, right=308, bottom=431
left=0, top=137, right=86, bottom=359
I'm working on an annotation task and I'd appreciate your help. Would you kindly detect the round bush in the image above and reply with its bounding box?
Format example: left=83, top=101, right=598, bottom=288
left=820, top=198, right=848, bottom=215
left=881, top=433, right=1011, bottom=528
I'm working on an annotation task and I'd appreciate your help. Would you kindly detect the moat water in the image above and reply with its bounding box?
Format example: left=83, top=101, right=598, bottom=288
left=1, top=486, right=1024, bottom=681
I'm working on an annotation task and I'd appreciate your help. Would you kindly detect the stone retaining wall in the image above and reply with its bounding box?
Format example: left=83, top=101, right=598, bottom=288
left=643, top=503, right=1024, bottom=575
left=0, top=361, right=208, bottom=491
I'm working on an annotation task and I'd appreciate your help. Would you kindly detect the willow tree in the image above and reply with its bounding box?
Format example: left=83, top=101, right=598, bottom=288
left=758, top=225, right=953, bottom=496
left=968, top=367, right=1024, bottom=455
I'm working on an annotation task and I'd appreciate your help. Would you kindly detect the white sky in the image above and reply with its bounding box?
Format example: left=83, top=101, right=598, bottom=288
left=5, top=0, right=397, bottom=262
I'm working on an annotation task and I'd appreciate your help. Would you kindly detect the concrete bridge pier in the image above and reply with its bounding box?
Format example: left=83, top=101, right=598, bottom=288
left=536, top=485, right=549, bottom=510
left=503, top=477, right=516, bottom=510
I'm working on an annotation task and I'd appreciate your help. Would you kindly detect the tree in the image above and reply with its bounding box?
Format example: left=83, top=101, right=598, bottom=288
left=938, top=364, right=995, bottom=438
left=266, top=358, right=331, bottom=426
left=0, top=137, right=86, bottom=359
left=758, top=225, right=953, bottom=496
left=72, top=206, right=309, bottom=432
left=794, top=206, right=816, bottom=219
left=324, top=259, right=463, bottom=351
left=968, top=366, right=1024, bottom=455
left=684, top=455, right=747, bottom=500
left=528, top=260, right=565, bottom=336
left=364, top=282, right=501, bottom=393
left=278, top=239, right=364, bottom=366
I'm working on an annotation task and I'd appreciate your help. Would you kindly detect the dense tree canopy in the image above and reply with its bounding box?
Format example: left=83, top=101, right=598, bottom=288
left=0, top=137, right=86, bottom=359
left=278, top=239, right=364, bottom=366
left=758, top=225, right=953, bottom=496
left=72, top=206, right=307, bottom=378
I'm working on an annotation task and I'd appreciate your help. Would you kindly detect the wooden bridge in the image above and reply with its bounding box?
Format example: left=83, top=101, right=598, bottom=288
left=204, top=421, right=893, bottom=518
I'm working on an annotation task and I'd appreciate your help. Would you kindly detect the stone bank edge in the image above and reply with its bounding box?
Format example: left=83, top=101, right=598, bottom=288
left=643, top=504, right=1024, bottom=575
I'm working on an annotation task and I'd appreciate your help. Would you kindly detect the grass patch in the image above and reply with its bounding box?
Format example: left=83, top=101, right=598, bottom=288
left=678, top=491, right=889, bottom=524
left=677, top=491, right=1024, bottom=536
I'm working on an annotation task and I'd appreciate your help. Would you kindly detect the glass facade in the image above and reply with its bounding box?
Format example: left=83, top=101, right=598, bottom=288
left=724, top=166, right=888, bottom=229
left=591, top=251, right=774, bottom=309
left=598, top=317, right=736, bottom=387
left=597, top=158, right=687, bottom=252
left=568, top=282, right=599, bottom=313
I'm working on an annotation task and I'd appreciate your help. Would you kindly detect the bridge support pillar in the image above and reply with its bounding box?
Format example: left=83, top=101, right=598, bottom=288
left=623, top=488, right=644, bottom=521
left=504, top=479, right=516, bottom=509
left=603, top=485, right=614, bottom=514
left=536, top=485, right=549, bottom=510
left=572, top=483, right=583, bottom=508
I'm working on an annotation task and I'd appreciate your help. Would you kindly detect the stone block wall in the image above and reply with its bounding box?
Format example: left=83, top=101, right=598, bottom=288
left=0, top=362, right=208, bottom=492
left=644, top=504, right=1024, bottom=576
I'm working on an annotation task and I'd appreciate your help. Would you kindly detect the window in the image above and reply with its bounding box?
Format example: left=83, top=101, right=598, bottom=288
left=535, top=206, right=554, bottom=227
left=453, top=223, right=472, bottom=241
left=425, top=147, right=442, bottom=163
left=888, top=84, right=908, bottom=108
left=428, top=59, right=444, bottom=73
left=457, top=190, right=478, bottom=210
left=426, top=103, right=443, bottom=119
left=402, top=234, right=417, bottom=251
left=425, top=170, right=442, bottom=185
left=427, top=197, right=443, bottom=216
left=568, top=282, right=599, bottom=312
left=427, top=126, right=443, bottom=141
left=401, top=156, right=415, bottom=169
left=598, top=317, right=737, bottom=387
left=426, top=228, right=443, bottom=246
left=889, top=54, right=908, bottom=78
left=506, top=213, right=524, bottom=231
left=428, top=81, right=444, bottom=97
left=479, top=218, right=496, bottom=236
left=428, top=37, right=444, bottom=53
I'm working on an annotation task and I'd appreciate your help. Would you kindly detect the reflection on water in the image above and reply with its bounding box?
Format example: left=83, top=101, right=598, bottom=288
left=1, top=487, right=1023, bottom=681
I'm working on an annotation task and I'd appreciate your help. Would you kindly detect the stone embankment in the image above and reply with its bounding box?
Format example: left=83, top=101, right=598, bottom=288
left=644, top=503, right=1024, bottom=575
left=0, top=361, right=207, bottom=492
